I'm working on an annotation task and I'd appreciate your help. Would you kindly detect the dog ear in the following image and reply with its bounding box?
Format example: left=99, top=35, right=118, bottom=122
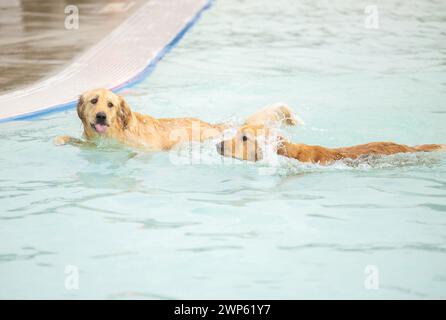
left=76, top=94, right=85, bottom=121
left=117, top=96, right=132, bottom=130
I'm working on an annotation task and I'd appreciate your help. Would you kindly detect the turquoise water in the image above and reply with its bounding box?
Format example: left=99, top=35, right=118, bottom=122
left=1, top=0, right=446, bottom=299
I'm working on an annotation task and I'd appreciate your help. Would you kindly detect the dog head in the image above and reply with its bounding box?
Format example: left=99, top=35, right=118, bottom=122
left=76, top=88, right=132, bottom=138
left=217, top=125, right=282, bottom=161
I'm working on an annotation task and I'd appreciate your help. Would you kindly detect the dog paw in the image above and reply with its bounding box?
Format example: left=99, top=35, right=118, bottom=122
left=54, top=136, right=71, bottom=146
left=272, top=103, right=304, bottom=127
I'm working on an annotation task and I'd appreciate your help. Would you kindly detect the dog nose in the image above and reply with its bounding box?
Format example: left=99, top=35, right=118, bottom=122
left=96, top=112, right=107, bottom=122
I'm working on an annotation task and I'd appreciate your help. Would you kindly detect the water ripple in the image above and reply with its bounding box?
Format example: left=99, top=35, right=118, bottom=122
left=278, top=242, right=446, bottom=254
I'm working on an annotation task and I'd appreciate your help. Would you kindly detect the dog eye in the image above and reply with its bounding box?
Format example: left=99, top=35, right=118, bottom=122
left=91, top=98, right=98, bottom=104
left=108, top=102, right=114, bottom=108
left=242, top=135, right=248, bottom=142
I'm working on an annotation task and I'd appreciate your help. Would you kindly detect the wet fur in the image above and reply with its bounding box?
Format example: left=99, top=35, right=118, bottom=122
left=55, top=88, right=296, bottom=150
left=277, top=141, right=445, bottom=164
left=245, top=103, right=298, bottom=127
left=218, top=124, right=445, bottom=164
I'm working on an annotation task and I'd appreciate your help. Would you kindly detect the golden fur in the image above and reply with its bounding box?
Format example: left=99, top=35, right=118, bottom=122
left=55, top=88, right=296, bottom=150
left=217, top=124, right=446, bottom=164
left=244, top=103, right=299, bottom=127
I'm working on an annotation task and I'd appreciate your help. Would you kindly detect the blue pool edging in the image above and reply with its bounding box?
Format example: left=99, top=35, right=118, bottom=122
left=0, top=0, right=213, bottom=124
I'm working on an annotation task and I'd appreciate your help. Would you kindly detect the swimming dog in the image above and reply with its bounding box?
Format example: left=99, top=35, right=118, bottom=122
left=217, top=124, right=446, bottom=164
left=55, top=88, right=296, bottom=150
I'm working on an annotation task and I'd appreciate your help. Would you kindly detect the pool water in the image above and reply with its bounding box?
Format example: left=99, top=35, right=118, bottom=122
left=1, top=0, right=446, bottom=299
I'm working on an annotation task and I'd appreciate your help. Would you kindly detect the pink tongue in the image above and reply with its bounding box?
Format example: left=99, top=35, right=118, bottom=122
left=95, top=123, right=107, bottom=133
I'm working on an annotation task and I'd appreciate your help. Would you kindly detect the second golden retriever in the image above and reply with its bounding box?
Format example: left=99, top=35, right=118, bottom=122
left=217, top=124, right=446, bottom=164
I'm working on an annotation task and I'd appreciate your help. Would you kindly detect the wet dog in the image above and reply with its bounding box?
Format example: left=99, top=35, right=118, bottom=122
left=55, top=88, right=296, bottom=150
left=217, top=124, right=446, bottom=164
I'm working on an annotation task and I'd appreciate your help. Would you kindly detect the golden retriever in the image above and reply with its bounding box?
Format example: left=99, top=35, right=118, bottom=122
left=217, top=124, right=446, bottom=164
left=54, top=88, right=296, bottom=150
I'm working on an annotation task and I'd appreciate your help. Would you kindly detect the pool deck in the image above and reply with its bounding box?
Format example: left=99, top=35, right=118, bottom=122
left=0, top=0, right=211, bottom=122
left=0, top=0, right=146, bottom=95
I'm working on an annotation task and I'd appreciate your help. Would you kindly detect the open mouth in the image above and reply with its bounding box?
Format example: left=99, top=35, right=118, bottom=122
left=91, top=122, right=109, bottom=134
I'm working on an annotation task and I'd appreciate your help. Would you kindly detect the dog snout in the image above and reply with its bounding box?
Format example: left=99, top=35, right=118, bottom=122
left=96, top=112, right=107, bottom=123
